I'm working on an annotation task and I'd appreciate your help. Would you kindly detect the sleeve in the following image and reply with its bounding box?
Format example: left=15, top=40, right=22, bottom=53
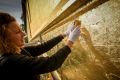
left=10, top=46, right=71, bottom=74
left=24, top=35, right=64, bottom=57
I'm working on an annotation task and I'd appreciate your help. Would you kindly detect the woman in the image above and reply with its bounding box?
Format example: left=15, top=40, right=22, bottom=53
left=0, top=13, right=80, bottom=80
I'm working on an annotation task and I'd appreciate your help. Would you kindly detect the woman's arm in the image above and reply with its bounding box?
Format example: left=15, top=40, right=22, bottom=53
left=23, top=34, right=65, bottom=57
left=9, top=45, right=71, bottom=74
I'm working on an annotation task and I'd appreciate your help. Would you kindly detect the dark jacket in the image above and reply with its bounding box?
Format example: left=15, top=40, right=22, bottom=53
left=0, top=35, right=71, bottom=80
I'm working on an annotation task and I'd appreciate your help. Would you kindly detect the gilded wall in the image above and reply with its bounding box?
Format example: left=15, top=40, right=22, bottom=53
left=42, top=0, right=120, bottom=80
left=26, top=0, right=120, bottom=80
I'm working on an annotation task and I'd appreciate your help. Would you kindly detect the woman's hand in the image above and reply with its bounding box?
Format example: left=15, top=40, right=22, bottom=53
left=64, top=23, right=75, bottom=37
left=66, top=27, right=80, bottom=48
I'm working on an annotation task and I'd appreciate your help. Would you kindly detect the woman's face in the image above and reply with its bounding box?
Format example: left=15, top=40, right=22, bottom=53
left=7, top=21, right=25, bottom=48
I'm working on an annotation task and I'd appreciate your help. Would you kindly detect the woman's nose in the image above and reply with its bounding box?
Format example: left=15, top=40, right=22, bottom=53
left=22, top=31, right=27, bottom=38
left=21, top=31, right=26, bottom=36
